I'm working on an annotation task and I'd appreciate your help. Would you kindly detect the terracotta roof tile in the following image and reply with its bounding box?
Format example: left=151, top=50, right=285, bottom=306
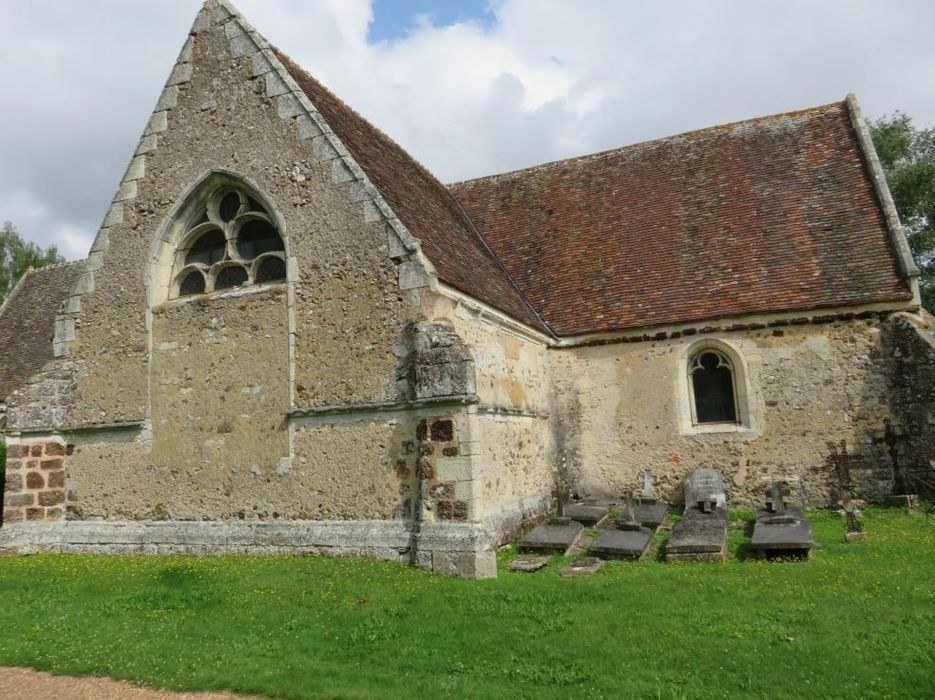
left=0, top=261, right=83, bottom=401
left=450, top=102, right=913, bottom=335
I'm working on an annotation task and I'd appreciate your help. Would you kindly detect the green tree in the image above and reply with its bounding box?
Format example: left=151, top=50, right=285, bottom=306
left=0, top=221, right=64, bottom=305
left=870, top=113, right=935, bottom=310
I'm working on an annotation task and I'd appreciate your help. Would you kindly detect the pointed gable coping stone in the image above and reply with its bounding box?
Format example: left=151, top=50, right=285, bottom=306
left=55, top=1, right=209, bottom=337
left=215, top=0, right=428, bottom=277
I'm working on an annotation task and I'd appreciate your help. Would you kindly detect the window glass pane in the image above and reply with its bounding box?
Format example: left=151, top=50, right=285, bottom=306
left=219, top=192, right=241, bottom=222
left=215, top=265, right=249, bottom=290
left=178, top=270, right=206, bottom=296
left=255, top=256, right=287, bottom=283
left=185, top=229, right=226, bottom=266
left=237, top=219, right=284, bottom=260
left=692, top=352, right=737, bottom=423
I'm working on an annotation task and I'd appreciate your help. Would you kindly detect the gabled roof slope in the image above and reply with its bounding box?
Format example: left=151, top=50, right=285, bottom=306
left=273, top=49, right=548, bottom=333
left=0, top=260, right=84, bottom=401
left=450, top=102, right=914, bottom=336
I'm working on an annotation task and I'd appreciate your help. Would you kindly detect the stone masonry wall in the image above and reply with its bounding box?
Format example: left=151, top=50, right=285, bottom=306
left=2, top=441, right=73, bottom=524
left=550, top=317, right=896, bottom=508
left=438, top=294, right=554, bottom=539
left=883, top=312, right=935, bottom=474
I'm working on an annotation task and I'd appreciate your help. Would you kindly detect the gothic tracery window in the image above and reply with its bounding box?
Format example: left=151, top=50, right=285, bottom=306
left=688, top=348, right=738, bottom=424
left=171, top=184, right=286, bottom=299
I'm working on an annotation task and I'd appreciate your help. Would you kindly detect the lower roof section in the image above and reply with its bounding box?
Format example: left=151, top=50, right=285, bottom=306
left=450, top=101, right=914, bottom=336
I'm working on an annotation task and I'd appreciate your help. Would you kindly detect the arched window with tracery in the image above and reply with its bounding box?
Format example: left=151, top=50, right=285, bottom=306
left=170, top=183, right=286, bottom=299
left=688, top=348, right=739, bottom=424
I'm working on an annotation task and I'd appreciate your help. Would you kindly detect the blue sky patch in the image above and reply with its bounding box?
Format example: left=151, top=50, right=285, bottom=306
left=369, top=0, right=494, bottom=42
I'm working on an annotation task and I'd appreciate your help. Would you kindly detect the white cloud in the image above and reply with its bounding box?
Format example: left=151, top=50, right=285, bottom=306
left=1, top=0, right=934, bottom=259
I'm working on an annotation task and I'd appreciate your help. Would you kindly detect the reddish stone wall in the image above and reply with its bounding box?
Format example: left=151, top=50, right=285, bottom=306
left=417, top=415, right=471, bottom=523
left=2, top=441, right=73, bottom=524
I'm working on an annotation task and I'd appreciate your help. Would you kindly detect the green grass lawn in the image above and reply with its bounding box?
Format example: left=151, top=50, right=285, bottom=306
left=0, top=508, right=933, bottom=699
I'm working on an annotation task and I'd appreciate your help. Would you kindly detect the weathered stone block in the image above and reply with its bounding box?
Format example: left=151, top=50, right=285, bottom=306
left=430, top=419, right=454, bottom=442
left=38, top=491, right=65, bottom=507
left=25, top=508, right=44, bottom=521
left=6, top=445, right=28, bottom=459
left=6, top=493, right=34, bottom=508
left=414, top=362, right=475, bottom=399
left=25, top=472, right=44, bottom=490
left=5, top=473, right=23, bottom=492
left=47, top=471, right=66, bottom=489
left=44, top=443, right=65, bottom=456
left=397, top=261, right=430, bottom=290
left=41, top=459, right=63, bottom=471
left=167, top=62, right=193, bottom=86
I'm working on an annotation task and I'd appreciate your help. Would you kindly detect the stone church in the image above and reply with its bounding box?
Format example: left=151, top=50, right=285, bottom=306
left=2, top=0, right=934, bottom=576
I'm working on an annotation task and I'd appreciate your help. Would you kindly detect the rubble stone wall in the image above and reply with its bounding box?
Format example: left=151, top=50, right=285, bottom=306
left=550, top=317, right=896, bottom=508
left=883, top=313, right=935, bottom=474
left=442, top=297, right=554, bottom=540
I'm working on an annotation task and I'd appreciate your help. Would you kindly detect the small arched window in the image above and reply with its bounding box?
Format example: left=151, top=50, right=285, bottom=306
left=688, top=349, right=738, bottom=424
left=170, top=183, right=286, bottom=299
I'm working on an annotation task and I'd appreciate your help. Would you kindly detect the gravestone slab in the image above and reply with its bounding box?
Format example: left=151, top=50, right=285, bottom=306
left=750, top=507, right=814, bottom=558
left=508, top=555, right=552, bottom=572
left=667, top=469, right=729, bottom=562
left=519, top=518, right=584, bottom=555
left=666, top=510, right=728, bottom=562
left=565, top=503, right=611, bottom=527
left=591, top=524, right=653, bottom=559
left=633, top=500, right=668, bottom=530
left=560, top=556, right=604, bottom=577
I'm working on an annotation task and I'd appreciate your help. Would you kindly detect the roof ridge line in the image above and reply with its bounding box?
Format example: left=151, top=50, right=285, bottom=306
left=27, top=258, right=87, bottom=274
left=448, top=99, right=848, bottom=187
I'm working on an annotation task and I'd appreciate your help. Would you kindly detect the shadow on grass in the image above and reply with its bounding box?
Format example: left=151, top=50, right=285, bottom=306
left=729, top=511, right=756, bottom=562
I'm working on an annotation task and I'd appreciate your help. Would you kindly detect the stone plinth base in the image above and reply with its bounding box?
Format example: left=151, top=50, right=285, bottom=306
left=0, top=519, right=497, bottom=579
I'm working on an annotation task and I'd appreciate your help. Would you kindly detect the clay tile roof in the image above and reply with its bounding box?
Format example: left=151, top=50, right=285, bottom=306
left=450, top=101, right=914, bottom=336
left=0, top=260, right=84, bottom=401
left=273, top=49, right=549, bottom=333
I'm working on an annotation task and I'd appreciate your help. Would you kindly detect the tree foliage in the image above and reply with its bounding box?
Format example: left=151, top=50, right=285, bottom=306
left=0, top=221, right=64, bottom=305
left=870, top=113, right=935, bottom=310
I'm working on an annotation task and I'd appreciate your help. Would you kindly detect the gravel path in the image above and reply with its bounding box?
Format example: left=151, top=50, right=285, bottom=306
left=0, top=667, right=263, bottom=700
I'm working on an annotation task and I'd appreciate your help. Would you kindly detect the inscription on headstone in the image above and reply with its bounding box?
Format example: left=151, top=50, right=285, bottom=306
left=684, top=468, right=726, bottom=511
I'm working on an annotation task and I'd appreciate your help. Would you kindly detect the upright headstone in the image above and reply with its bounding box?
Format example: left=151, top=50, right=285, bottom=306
left=554, top=477, right=570, bottom=519
left=766, top=481, right=791, bottom=515
left=634, top=471, right=668, bottom=529
left=841, top=493, right=865, bottom=542
left=642, top=472, right=655, bottom=500
left=684, top=468, right=726, bottom=511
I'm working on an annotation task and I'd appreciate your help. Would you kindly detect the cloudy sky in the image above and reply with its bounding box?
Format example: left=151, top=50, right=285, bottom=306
left=2, top=0, right=934, bottom=260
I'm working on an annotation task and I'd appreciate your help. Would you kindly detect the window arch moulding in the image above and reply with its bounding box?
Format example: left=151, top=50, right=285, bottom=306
left=149, top=172, right=290, bottom=306
left=676, top=338, right=755, bottom=435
